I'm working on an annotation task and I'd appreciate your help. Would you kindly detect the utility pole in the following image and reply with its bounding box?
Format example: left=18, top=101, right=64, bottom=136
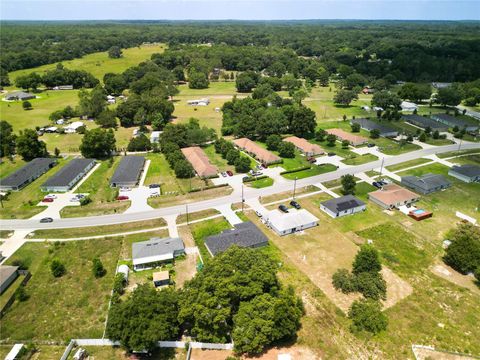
left=241, top=184, right=244, bottom=211
left=379, top=157, right=385, bottom=177
left=457, top=138, right=463, bottom=153
left=186, top=204, right=189, bottom=225
left=293, top=177, right=297, bottom=200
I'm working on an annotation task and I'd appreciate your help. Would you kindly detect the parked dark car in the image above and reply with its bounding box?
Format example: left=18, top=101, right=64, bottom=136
left=327, top=152, right=336, bottom=157
left=290, top=200, right=301, bottom=209
left=367, top=143, right=376, bottom=148
left=226, top=170, right=233, bottom=176
left=42, top=198, right=54, bottom=203
left=278, top=204, right=289, bottom=213
left=40, top=217, right=53, bottom=223
left=307, top=157, right=316, bottom=163
left=372, top=181, right=383, bottom=188
left=116, top=195, right=129, bottom=201
left=149, top=184, right=160, bottom=189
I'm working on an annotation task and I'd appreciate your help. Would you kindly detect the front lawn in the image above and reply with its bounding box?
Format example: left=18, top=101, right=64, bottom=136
left=282, top=163, right=337, bottom=179
left=386, top=158, right=432, bottom=172
left=247, top=176, right=274, bottom=188
left=2, top=238, right=122, bottom=341
left=341, top=153, right=378, bottom=166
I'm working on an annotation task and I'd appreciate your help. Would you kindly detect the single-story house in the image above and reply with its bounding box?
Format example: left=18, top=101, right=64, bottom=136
left=326, top=128, right=369, bottom=147
left=265, top=209, right=319, bottom=236
left=110, top=156, right=145, bottom=188
left=448, top=164, right=480, bottom=183
left=153, top=271, right=170, bottom=287
left=432, top=82, right=451, bottom=89
left=132, top=237, right=185, bottom=271
left=41, top=158, right=95, bottom=192
left=0, top=158, right=57, bottom=191
left=52, top=85, right=74, bottom=90
left=283, top=136, right=324, bottom=156
left=430, top=113, right=479, bottom=132
left=320, top=195, right=366, bottom=218
left=187, top=98, right=209, bottom=106
left=150, top=131, right=162, bottom=143
left=233, top=138, right=282, bottom=165
left=402, top=114, right=448, bottom=132
left=4, top=91, right=36, bottom=101
left=400, top=101, right=418, bottom=112
left=181, top=146, right=218, bottom=178
left=0, top=265, right=19, bottom=294
left=64, top=121, right=84, bottom=134
left=362, top=87, right=375, bottom=94
left=401, top=173, right=451, bottom=194
left=368, top=183, right=420, bottom=209
left=351, top=118, right=398, bottom=137
left=204, top=221, right=268, bottom=256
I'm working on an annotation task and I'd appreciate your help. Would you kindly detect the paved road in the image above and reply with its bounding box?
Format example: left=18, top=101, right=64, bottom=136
left=1, top=143, right=479, bottom=231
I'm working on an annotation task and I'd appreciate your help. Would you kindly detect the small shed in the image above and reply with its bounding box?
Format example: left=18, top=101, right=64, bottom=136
left=153, top=271, right=170, bottom=287
left=117, top=264, right=129, bottom=282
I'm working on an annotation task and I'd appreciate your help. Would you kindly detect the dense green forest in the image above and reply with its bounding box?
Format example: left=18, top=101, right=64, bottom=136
left=1, top=21, right=480, bottom=82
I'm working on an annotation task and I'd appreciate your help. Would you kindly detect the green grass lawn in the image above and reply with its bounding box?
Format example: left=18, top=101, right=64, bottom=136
left=0, top=274, right=25, bottom=310
left=332, top=181, right=376, bottom=201
left=177, top=81, right=238, bottom=96
left=282, top=163, right=337, bottom=180
left=437, top=148, right=480, bottom=159
left=386, top=158, right=432, bottom=172
left=397, top=162, right=451, bottom=177
left=0, top=157, right=72, bottom=219
left=60, top=158, right=130, bottom=218
left=2, top=238, right=122, bottom=341
left=341, top=153, right=378, bottom=166
left=190, top=218, right=231, bottom=260
left=449, top=154, right=480, bottom=166
left=8, top=44, right=166, bottom=83
left=247, top=176, right=274, bottom=188
left=202, top=144, right=234, bottom=172
left=0, top=157, right=27, bottom=178
left=424, top=138, right=455, bottom=146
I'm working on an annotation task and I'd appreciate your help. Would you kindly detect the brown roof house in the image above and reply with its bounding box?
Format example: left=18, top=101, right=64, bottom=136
left=181, top=146, right=218, bottom=178
left=283, top=136, right=324, bottom=156
left=326, top=129, right=369, bottom=147
left=233, top=138, right=281, bottom=165
left=368, top=183, right=420, bottom=209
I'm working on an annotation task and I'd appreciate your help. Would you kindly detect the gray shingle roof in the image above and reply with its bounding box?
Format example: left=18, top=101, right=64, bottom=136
left=205, top=221, right=268, bottom=256
left=431, top=113, right=478, bottom=130
left=449, top=164, right=480, bottom=178
left=351, top=118, right=398, bottom=136
left=402, top=173, right=451, bottom=191
left=41, top=158, right=95, bottom=188
left=5, top=91, right=36, bottom=101
left=132, top=237, right=185, bottom=261
left=402, top=114, right=447, bottom=131
left=0, top=265, right=19, bottom=287
left=0, top=158, right=57, bottom=188
left=110, top=156, right=145, bottom=186
left=321, top=195, right=365, bottom=213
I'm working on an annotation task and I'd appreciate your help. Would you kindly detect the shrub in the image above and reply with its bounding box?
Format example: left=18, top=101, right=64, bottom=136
left=354, top=272, right=387, bottom=300
left=443, top=223, right=480, bottom=274
left=332, top=268, right=356, bottom=293
left=16, top=285, right=29, bottom=302
left=92, top=257, right=106, bottom=278
left=50, top=259, right=66, bottom=277
left=349, top=299, right=388, bottom=334
left=352, top=245, right=382, bottom=275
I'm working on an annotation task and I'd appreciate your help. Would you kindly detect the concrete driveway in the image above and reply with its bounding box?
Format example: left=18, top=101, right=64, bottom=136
left=315, top=155, right=348, bottom=169
left=351, top=145, right=392, bottom=158
left=121, top=186, right=157, bottom=213
left=32, top=193, right=89, bottom=219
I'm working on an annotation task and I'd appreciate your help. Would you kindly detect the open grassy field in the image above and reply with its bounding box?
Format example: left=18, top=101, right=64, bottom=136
left=341, top=153, right=378, bottom=165
left=0, top=274, right=25, bottom=309
left=60, top=157, right=130, bottom=218
left=0, top=156, right=71, bottom=219
left=1, top=237, right=122, bottom=341
left=202, top=144, right=234, bottom=172
left=0, top=157, right=27, bottom=178
left=386, top=158, right=432, bottom=172
left=8, top=44, right=166, bottom=83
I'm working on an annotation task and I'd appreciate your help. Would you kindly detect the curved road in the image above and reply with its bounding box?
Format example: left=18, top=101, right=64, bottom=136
left=1, top=143, right=479, bottom=231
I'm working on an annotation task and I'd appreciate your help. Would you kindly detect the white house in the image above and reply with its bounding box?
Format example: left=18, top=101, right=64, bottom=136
left=64, top=121, right=84, bottom=134
left=265, top=209, right=319, bottom=236
left=187, top=98, right=210, bottom=106
left=400, top=101, right=418, bottom=112
left=150, top=131, right=162, bottom=143
left=320, top=195, right=366, bottom=218
left=107, top=95, right=116, bottom=104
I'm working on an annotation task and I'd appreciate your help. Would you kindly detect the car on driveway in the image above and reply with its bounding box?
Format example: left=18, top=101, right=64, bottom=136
left=149, top=184, right=160, bottom=189
left=42, top=198, right=54, bottom=203
left=372, top=181, right=383, bottom=189
left=278, top=204, right=289, bottom=213
left=307, top=157, right=316, bottom=163
left=221, top=172, right=227, bottom=177
left=367, top=143, right=376, bottom=148
left=40, top=217, right=53, bottom=223
left=290, top=200, right=301, bottom=209
left=120, top=187, right=131, bottom=192
left=327, top=152, right=336, bottom=157
left=70, top=197, right=80, bottom=202
left=116, top=195, right=129, bottom=201
left=255, top=210, right=262, bottom=217
left=226, top=170, right=233, bottom=176
left=44, top=194, right=57, bottom=199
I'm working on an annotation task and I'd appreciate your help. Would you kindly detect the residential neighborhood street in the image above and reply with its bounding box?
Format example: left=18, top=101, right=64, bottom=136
left=1, top=142, right=478, bottom=231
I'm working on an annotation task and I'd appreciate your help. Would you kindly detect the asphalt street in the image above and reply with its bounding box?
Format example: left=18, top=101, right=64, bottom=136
left=1, top=143, right=478, bottom=231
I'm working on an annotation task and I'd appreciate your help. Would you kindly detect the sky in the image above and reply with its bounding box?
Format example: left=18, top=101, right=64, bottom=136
left=1, top=0, right=479, bottom=21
